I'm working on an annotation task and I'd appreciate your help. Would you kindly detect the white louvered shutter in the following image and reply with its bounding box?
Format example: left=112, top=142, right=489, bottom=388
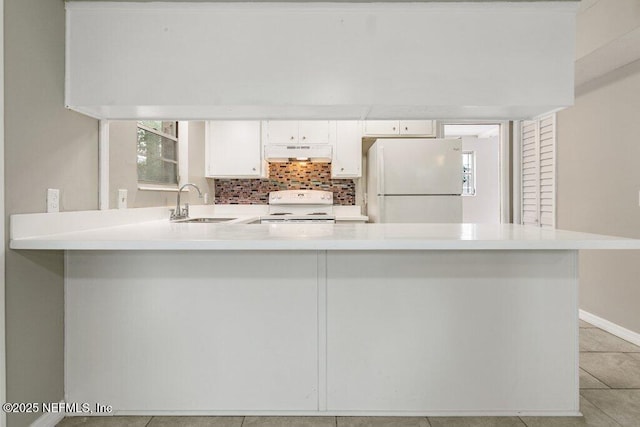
left=521, top=120, right=539, bottom=226
left=520, top=114, right=556, bottom=228
left=538, top=115, right=556, bottom=228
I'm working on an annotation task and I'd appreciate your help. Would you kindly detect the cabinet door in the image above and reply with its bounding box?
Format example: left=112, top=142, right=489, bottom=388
left=206, top=121, right=262, bottom=178
left=364, top=120, right=399, bottom=136
left=399, top=120, right=435, bottom=136
left=298, top=121, right=330, bottom=144
left=266, top=121, right=299, bottom=144
left=67, top=251, right=320, bottom=411
left=332, top=121, right=362, bottom=178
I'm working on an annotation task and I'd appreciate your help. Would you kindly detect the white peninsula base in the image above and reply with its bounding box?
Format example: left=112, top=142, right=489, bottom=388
left=66, top=249, right=579, bottom=416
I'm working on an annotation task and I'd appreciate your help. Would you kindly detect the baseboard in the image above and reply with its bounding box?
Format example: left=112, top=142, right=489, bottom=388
left=580, top=309, right=640, bottom=347
left=30, top=401, right=66, bottom=427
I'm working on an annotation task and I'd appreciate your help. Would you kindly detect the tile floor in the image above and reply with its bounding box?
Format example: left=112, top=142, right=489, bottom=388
left=56, top=321, right=640, bottom=427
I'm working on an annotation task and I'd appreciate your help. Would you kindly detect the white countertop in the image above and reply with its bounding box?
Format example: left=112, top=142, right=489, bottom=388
left=9, top=219, right=640, bottom=251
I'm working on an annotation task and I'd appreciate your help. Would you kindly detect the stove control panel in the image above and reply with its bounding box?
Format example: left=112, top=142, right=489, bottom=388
left=269, top=190, right=333, bottom=205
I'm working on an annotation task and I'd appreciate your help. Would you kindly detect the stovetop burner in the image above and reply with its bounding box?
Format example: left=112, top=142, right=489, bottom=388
left=270, top=212, right=293, bottom=216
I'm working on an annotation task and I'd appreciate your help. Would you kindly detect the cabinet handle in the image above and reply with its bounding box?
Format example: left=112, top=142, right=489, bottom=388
left=341, top=167, right=344, bottom=171
left=392, top=127, right=396, bottom=131
left=252, top=167, right=256, bottom=171
left=405, top=127, right=409, bottom=131
left=302, top=136, right=306, bottom=140
left=290, top=136, right=295, bottom=140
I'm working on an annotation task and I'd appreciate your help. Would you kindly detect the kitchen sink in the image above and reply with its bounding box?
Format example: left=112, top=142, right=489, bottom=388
left=174, top=217, right=237, bottom=223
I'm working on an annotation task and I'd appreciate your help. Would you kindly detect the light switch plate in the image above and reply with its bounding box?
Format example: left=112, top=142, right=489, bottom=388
left=118, top=189, right=128, bottom=209
left=47, top=188, right=60, bottom=213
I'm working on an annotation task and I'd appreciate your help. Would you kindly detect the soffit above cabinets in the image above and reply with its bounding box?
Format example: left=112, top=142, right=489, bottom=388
left=65, top=1, right=579, bottom=120
left=66, top=0, right=577, bottom=3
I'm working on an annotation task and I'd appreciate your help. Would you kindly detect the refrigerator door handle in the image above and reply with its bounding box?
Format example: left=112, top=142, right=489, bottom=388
left=379, top=146, right=385, bottom=195
left=379, top=196, right=385, bottom=223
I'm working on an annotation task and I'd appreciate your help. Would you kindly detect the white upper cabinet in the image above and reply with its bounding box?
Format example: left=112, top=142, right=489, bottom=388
left=331, top=121, right=362, bottom=178
left=364, top=121, right=400, bottom=136
left=399, top=120, right=435, bottom=136
left=266, top=121, right=299, bottom=144
left=265, top=121, right=330, bottom=145
left=205, top=121, right=265, bottom=178
left=364, top=120, right=436, bottom=137
left=299, top=121, right=330, bottom=144
left=66, top=2, right=578, bottom=120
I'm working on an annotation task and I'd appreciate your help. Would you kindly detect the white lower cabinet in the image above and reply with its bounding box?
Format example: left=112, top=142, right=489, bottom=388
left=205, top=121, right=264, bottom=178
left=66, top=249, right=578, bottom=415
left=331, top=121, right=362, bottom=178
left=66, top=251, right=319, bottom=411
left=326, top=250, right=577, bottom=412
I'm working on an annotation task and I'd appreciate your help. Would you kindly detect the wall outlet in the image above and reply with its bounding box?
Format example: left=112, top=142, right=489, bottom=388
left=47, top=188, right=60, bottom=213
left=118, top=189, right=128, bottom=209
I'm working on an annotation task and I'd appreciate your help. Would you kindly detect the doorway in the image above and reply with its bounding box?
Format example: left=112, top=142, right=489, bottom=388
left=443, top=123, right=503, bottom=224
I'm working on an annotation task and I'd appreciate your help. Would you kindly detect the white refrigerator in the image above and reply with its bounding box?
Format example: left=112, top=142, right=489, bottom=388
left=367, top=138, right=462, bottom=223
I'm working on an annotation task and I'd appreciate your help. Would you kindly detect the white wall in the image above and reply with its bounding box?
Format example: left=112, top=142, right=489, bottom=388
left=556, top=0, right=640, bottom=336
left=576, top=0, right=640, bottom=59
left=557, top=59, right=640, bottom=334
left=462, top=136, right=501, bottom=224
left=0, top=0, right=5, bottom=424
left=187, top=121, right=215, bottom=204
left=4, top=0, right=99, bottom=426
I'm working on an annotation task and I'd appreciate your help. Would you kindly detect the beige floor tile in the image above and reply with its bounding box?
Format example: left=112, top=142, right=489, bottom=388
left=579, top=329, right=640, bottom=352
left=427, top=417, right=525, bottom=427
left=147, top=416, right=243, bottom=427
left=579, top=368, right=609, bottom=389
left=243, top=417, right=336, bottom=427
left=581, top=389, right=640, bottom=427
left=520, top=396, right=621, bottom=426
left=579, top=320, right=596, bottom=328
left=580, top=352, right=640, bottom=388
left=338, top=417, right=430, bottom=427
left=56, top=416, right=152, bottom=427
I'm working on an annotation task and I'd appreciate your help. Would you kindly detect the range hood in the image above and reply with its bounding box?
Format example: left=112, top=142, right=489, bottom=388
left=264, top=145, right=332, bottom=163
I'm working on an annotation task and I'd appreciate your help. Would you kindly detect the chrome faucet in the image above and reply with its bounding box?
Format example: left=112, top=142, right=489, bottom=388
left=170, top=183, right=203, bottom=221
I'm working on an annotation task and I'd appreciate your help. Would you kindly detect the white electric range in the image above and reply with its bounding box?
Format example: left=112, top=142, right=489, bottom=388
left=260, top=190, right=335, bottom=223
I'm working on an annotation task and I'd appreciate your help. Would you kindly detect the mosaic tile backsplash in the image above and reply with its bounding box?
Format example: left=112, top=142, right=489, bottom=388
left=214, top=162, right=356, bottom=205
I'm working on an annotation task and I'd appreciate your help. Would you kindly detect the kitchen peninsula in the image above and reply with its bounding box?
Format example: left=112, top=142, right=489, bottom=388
left=10, top=211, right=640, bottom=417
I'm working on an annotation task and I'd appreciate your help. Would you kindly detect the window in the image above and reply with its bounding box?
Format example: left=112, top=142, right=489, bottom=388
left=462, top=151, right=475, bottom=196
left=137, top=121, right=179, bottom=186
